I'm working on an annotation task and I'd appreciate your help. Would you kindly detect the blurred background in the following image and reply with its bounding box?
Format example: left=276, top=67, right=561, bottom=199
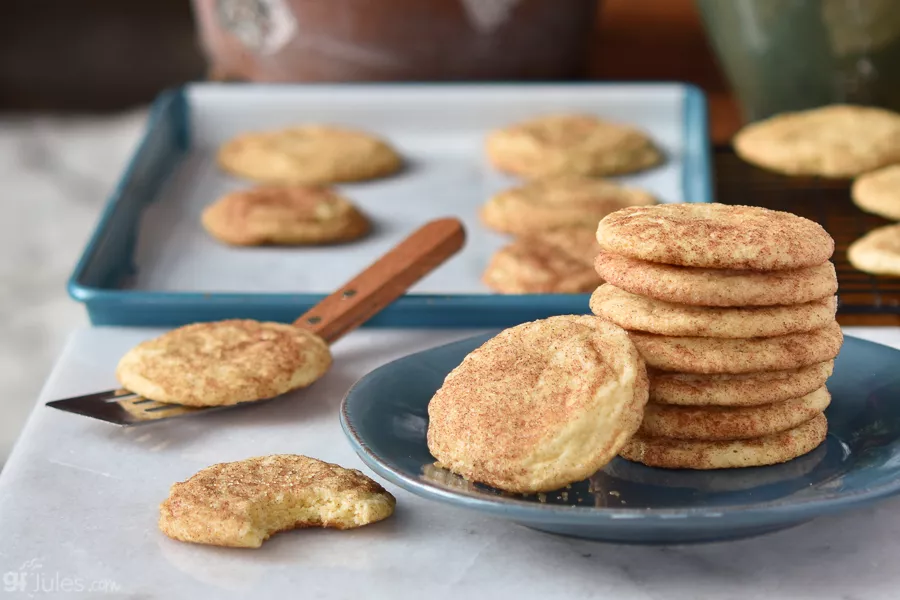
left=2, top=0, right=898, bottom=461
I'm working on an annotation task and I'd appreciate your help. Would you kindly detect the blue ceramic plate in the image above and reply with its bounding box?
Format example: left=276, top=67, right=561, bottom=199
left=341, top=334, right=900, bottom=544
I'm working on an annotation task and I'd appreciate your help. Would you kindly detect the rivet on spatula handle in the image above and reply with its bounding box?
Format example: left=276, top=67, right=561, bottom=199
left=294, top=218, right=466, bottom=344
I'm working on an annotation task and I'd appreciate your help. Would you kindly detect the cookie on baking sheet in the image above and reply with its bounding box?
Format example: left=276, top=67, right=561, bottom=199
left=480, top=176, right=657, bottom=235
left=482, top=227, right=600, bottom=294
left=201, top=185, right=370, bottom=246
left=159, top=455, right=395, bottom=548
left=650, top=361, right=834, bottom=407
left=427, top=315, right=648, bottom=493
left=217, top=125, right=402, bottom=184
left=485, top=114, right=664, bottom=178
left=596, top=203, right=834, bottom=270
left=848, top=224, right=900, bottom=276
left=852, top=164, right=900, bottom=221
left=620, top=413, right=828, bottom=469
left=733, top=104, right=900, bottom=178
left=639, top=387, right=830, bottom=441
left=590, top=284, right=836, bottom=338
left=116, top=320, right=332, bottom=407
left=629, top=321, right=843, bottom=374
left=594, top=251, right=838, bottom=307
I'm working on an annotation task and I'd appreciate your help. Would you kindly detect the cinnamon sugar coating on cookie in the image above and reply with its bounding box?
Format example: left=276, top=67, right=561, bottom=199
left=159, top=455, right=395, bottom=548
left=427, top=315, right=648, bottom=493
left=639, top=387, right=830, bottom=440
left=620, top=414, right=828, bottom=469
left=649, top=361, right=834, bottom=406
left=482, top=228, right=600, bottom=294
left=596, top=203, right=833, bottom=270
left=480, top=176, right=656, bottom=235
left=486, top=114, right=663, bottom=178
left=629, top=321, right=843, bottom=374
left=117, top=320, right=331, bottom=406
left=202, top=185, right=369, bottom=246
left=594, top=252, right=837, bottom=307
left=218, top=125, right=402, bottom=184
left=734, top=105, right=900, bottom=178
left=591, top=284, right=837, bottom=338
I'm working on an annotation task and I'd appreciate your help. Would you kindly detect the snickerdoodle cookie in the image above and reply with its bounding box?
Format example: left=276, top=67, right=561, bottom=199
left=649, top=361, right=834, bottom=406
left=480, top=176, right=656, bottom=235
left=427, top=315, right=648, bottom=493
left=593, top=251, right=838, bottom=307
left=202, top=185, right=370, bottom=246
left=482, top=227, right=600, bottom=294
left=848, top=223, right=900, bottom=276
left=486, top=114, right=663, bottom=178
left=590, top=284, right=837, bottom=338
left=733, top=104, right=900, bottom=178
left=629, top=321, right=843, bottom=374
left=619, top=413, right=828, bottom=469
left=852, top=164, right=900, bottom=221
left=218, top=125, right=402, bottom=184
left=596, top=203, right=833, bottom=270
left=117, top=320, right=331, bottom=407
left=639, top=387, right=830, bottom=441
left=159, top=455, right=395, bottom=548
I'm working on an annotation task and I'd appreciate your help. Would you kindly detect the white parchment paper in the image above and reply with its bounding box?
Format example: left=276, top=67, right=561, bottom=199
left=131, top=84, right=689, bottom=293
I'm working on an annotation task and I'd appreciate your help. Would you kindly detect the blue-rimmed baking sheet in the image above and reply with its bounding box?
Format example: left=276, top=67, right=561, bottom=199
left=69, top=83, right=712, bottom=327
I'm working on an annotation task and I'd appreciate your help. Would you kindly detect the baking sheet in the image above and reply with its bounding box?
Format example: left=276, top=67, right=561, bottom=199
left=130, top=84, right=695, bottom=294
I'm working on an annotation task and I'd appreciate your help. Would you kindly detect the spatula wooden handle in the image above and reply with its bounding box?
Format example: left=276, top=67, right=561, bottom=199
left=293, top=218, right=466, bottom=343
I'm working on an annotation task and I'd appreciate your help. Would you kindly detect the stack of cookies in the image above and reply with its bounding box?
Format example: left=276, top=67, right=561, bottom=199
left=591, top=203, right=842, bottom=469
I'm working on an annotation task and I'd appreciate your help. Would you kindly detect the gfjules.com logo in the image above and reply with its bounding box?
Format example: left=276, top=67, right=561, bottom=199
left=3, top=559, right=121, bottom=594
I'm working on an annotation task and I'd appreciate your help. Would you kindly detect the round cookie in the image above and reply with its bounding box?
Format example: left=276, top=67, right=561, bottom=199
left=159, top=455, right=395, bottom=548
left=480, top=177, right=657, bottom=235
left=217, top=125, right=402, bottom=184
left=848, top=224, right=900, bottom=276
left=852, top=164, right=900, bottom=221
left=485, top=114, right=664, bottom=178
left=117, top=320, right=332, bottom=407
left=427, top=315, right=648, bottom=493
left=594, top=251, right=837, bottom=307
left=606, top=440, right=826, bottom=492
left=620, top=413, right=828, bottom=469
left=629, top=321, right=843, bottom=374
left=639, top=387, right=830, bottom=441
left=733, top=104, right=900, bottom=178
left=650, top=360, right=834, bottom=406
left=201, top=185, right=370, bottom=246
left=596, top=203, right=834, bottom=270
left=590, top=284, right=837, bottom=338
left=482, top=227, right=600, bottom=294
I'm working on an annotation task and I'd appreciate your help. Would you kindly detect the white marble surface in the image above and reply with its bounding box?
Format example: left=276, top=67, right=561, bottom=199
left=0, top=326, right=898, bottom=599
left=0, top=112, right=145, bottom=460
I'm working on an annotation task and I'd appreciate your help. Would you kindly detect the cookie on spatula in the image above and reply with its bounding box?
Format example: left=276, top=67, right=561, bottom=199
left=116, top=320, right=332, bottom=407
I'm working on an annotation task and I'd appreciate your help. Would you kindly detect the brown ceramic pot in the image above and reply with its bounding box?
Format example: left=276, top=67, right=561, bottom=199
left=192, top=0, right=598, bottom=81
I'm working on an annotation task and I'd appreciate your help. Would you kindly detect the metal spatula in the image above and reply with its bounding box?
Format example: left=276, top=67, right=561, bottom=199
left=47, top=218, right=466, bottom=426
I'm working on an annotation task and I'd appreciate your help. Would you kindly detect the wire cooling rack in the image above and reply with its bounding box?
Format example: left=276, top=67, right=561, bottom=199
left=714, top=147, right=900, bottom=314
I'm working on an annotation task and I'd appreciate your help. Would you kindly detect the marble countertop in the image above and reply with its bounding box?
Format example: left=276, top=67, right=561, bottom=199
left=0, top=325, right=898, bottom=599
left=0, top=111, right=145, bottom=460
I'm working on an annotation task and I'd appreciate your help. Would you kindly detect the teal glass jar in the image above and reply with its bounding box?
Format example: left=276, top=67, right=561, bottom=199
left=696, top=0, right=900, bottom=123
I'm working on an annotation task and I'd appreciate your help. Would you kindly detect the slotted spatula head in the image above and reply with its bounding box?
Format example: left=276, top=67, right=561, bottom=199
left=47, top=218, right=465, bottom=425
left=45, top=389, right=214, bottom=424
